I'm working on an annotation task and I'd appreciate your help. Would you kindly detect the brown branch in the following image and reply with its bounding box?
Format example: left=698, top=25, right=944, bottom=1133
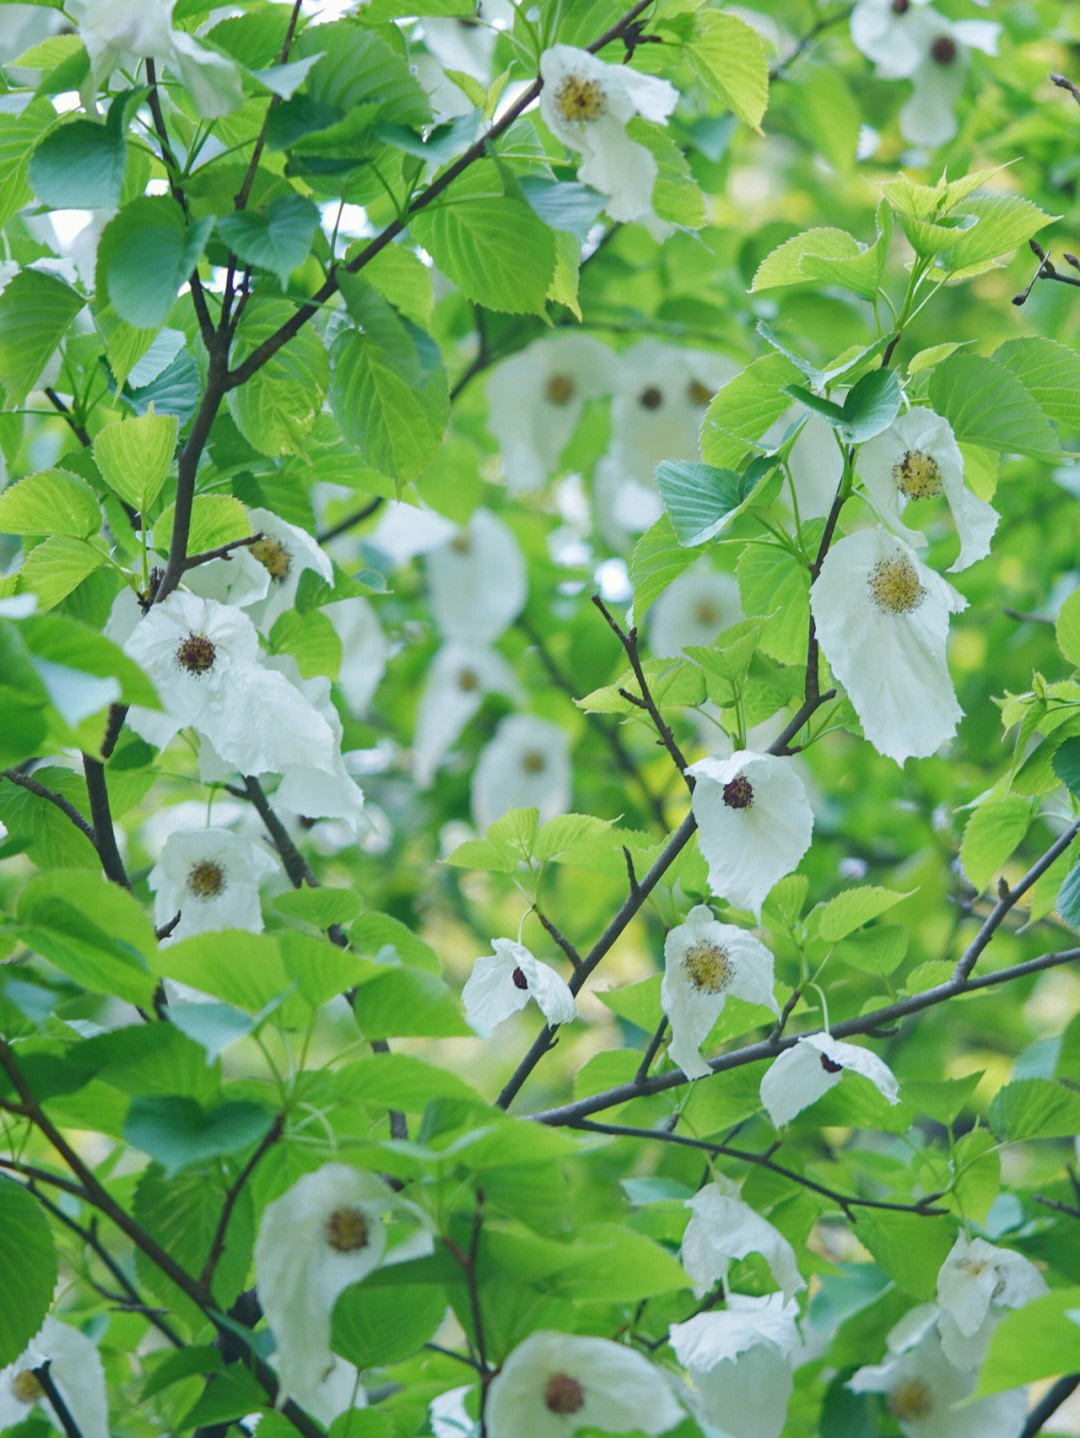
left=1020, top=1375, right=1080, bottom=1438
left=155, top=350, right=230, bottom=602
left=32, top=1362, right=84, bottom=1438
left=1033, top=1194, right=1080, bottom=1220
left=634, top=1018, right=668, bottom=1084
left=181, top=532, right=263, bottom=572
left=81, top=754, right=131, bottom=888
left=1051, top=72, right=1080, bottom=107
left=1, top=768, right=96, bottom=845
left=199, top=1114, right=284, bottom=1287
left=43, top=387, right=91, bottom=448
left=234, top=0, right=303, bottom=211
left=316, top=496, right=384, bottom=545
left=533, top=905, right=584, bottom=974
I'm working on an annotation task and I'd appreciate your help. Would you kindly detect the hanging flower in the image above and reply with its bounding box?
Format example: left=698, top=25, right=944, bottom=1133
left=649, top=564, right=742, bottom=659
left=661, top=905, right=780, bottom=1081
left=681, top=1176, right=805, bottom=1303
left=324, top=596, right=387, bottom=717
left=486, top=332, right=619, bottom=494
left=484, top=1329, right=684, bottom=1438
left=593, top=446, right=665, bottom=549
left=669, top=1294, right=802, bottom=1438
left=759, top=1032, right=899, bottom=1127
left=148, top=827, right=278, bottom=940
left=848, top=1314, right=1026, bottom=1438
left=427, top=508, right=527, bottom=645
left=254, top=1163, right=431, bottom=1413
left=462, top=939, right=577, bottom=1037
left=123, top=591, right=340, bottom=776
left=471, top=714, right=572, bottom=831
left=809, top=528, right=967, bottom=765
left=243, top=508, right=335, bottom=631
left=935, top=1234, right=1046, bottom=1367
left=858, top=409, right=997, bottom=572
left=413, top=642, right=522, bottom=788
left=685, top=751, right=814, bottom=918
left=538, top=45, right=679, bottom=230
left=69, top=0, right=244, bottom=118
left=0, top=1316, right=109, bottom=1438
left=265, top=663, right=366, bottom=829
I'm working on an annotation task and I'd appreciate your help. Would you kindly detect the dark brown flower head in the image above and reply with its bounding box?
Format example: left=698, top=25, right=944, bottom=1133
left=325, top=1206, right=370, bottom=1252
left=931, top=34, right=957, bottom=64
left=722, top=775, right=753, bottom=809
left=820, top=1053, right=843, bottom=1074
left=638, top=385, right=663, bottom=411
left=512, top=966, right=530, bottom=991
left=188, top=860, right=225, bottom=899
left=544, top=1372, right=586, bottom=1415
left=176, top=632, right=216, bottom=676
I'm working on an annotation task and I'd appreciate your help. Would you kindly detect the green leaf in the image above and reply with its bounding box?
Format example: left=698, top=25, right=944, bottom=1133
left=0, top=1181, right=58, bottom=1368
left=989, top=1078, right=1080, bottom=1140
left=960, top=794, right=1032, bottom=891
left=98, top=196, right=213, bottom=330
left=834, top=924, right=907, bottom=975
left=951, top=1126, right=1000, bottom=1225
left=227, top=298, right=329, bottom=456
left=974, top=1290, right=1080, bottom=1396
left=124, top=1096, right=275, bottom=1178
left=1053, top=737, right=1080, bottom=796
left=657, top=457, right=776, bottom=546
left=839, top=368, right=903, bottom=441
left=1057, top=856, right=1080, bottom=928
left=856, top=1212, right=956, bottom=1300
left=701, top=353, right=803, bottom=468
left=0, top=98, right=57, bottom=230
left=751, top=228, right=880, bottom=300
left=16, top=536, right=107, bottom=610
left=271, top=887, right=363, bottom=929
left=0, top=268, right=84, bottom=407
left=735, top=542, right=810, bottom=664
left=410, top=198, right=557, bottom=315
left=216, top=193, right=319, bottom=288
left=334, top=1053, right=485, bottom=1111
left=360, top=241, right=435, bottom=328
left=785, top=69, right=859, bottom=171
left=1055, top=585, right=1080, bottom=667
left=333, top=1281, right=446, bottom=1369
left=814, top=886, right=911, bottom=943
left=350, top=913, right=441, bottom=972
left=630, top=513, right=697, bottom=617
left=92, top=407, right=177, bottom=512
left=153, top=495, right=252, bottom=556
left=993, top=336, right=1080, bottom=434
left=28, top=116, right=126, bottom=210
left=356, top=968, right=470, bottom=1040
left=928, top=355, right=1060, bottom=460
left=152, top=931, right=292, bottom=1013
left=0, top=468, right=100, bottom=538
left=933, top=193, right=1055, bottom=274
left=687, top=9, right=769, bottom=129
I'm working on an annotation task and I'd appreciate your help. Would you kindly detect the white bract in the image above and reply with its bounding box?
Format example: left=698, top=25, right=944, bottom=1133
left=681, top=1177, right=805, bottom=1303
left=427, top=508, right=527, bottom=645
left=148, top=827, right=277, bottom=940
left=484, top=1329, right=684, bottom=1438
left=539, top=45, right=678, bottom=230
left=254, top=1163, right=430, bottom=1413
left=936, top=1234, right=1046, bottom=1364
left=661, top=905, right=780, bottom=1080
left=669, top=1294, right=802, bottom=1438
left=462, top=939, right=577, bottom=1037
left=486, top=332, right=618, bottom=493
left=262, top=662, right=366, bottom=829
left=471, top=714, right=572, bottom=831
left=809, top=528, right=967, bottom=765
left=0, top=1316, right=109, bottom=1438
left=858, top=409, right=997, bottom=572
left=849, top=1316, right=1026, bottom=1438
left=69, top=0, right=243, bottom=117
left=324, top=596, right=388, bottom=717
left=243, top=508, right=335, bottom=631
left=760, top=1032, right=899, bottom=1127
left=649, top=564, right=742, bottom=659
left=413, top=642, right=522, bottom=787
left=686, top=751, right=814, bottom=918
left=123, top=591, right=340, bottom=776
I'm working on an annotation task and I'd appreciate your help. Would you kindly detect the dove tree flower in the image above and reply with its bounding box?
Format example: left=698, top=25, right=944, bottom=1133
left=858, top=409, right=997, bottom=572
left=148, top=826, right=278, bottom=940
left=0, top=1316, right=109, bottom=1438
left=414, top=642, right=522, bottom=787
left=538, top=45, right=679, bottom=230
left=427, top=508, right=527, bottom=645
left=681, top=1177, right=805, bottom=1303
left=669, top=1294, right=802, bottom=1438
left=809, top=528, right=967, bottom=765
left=324, top=595, right=387, bottom=717
left=685, top=751, right=814, bottom=917
left=254, top=1163, right=432, bottom=1413
left=935, top=1234, right=1046, bottom=1367
left=484, top=1329, right=684, bottom=1438
left=661, top=905, right=780, bottom=1080
left=760, top=1032, right=900, bottom=1127
left=69, top=0, right=243, bottom=118
left=462, top=939, right=577, bottom=1037
left=649, top=564, right=742, bottom=659
left=471, top=714, right=572, bottom=831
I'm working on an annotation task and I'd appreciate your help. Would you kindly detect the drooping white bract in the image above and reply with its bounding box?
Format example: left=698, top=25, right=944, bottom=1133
left=471, top=714, right=572, bottom=831
left=486, top=332, right=619, bottom=494
left=858, top=409, right=997, bottom=572
left=413, top=642, right=522, bottom=788
left=148, top=827, right=278, bottom=940
left=69, top=0, right=243, bottom=117
left=427, top=508, right=527, bottom=645
left=538, top=45, right=679, bottom=230
left=610, top=340, right=738, bottom=492
left=0, top=1316, right=109, bottom=1438
left=324, top=596, right=388, bottom=718
left=264, top=661, right=366, bottom=829
left=254, top=1163, right=430, bottom=1413
left=649, top=564, right=742, bottom=659
left=123, top=591, right=340, bottom=776
left=760, top=1032, right=900, bottom=1127
left=686, top=751, right=814, bottom=918
left=848, top=1314, right=1026, bottom=1438
left=669, top=1293, right=802, bottom=1438
left=809, top=528, right=967, bottom=765
left=243, top=508, right=335, bottom=631
left=681, top=1176, right=805, bottom=1303
left=484, top=1329, right=684, bottom=1438
left=462, top=938, right=577, bottom=1038
left=661, top=905, right=780, bottom=1080
left=935, top=1234, right=1046, bottom=1367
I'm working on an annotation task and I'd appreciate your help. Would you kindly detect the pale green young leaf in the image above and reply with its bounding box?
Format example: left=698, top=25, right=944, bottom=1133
left=928, top=354, right=1060, bottom=460
left=630, top=513, right=697, bottom=617
left=813, top=886, right=912, bottom=943
left=752, top=227, right=879, bottom=298
left=701, top=353, right=803, bottom=468
left=974, top=1291, right=1080, bottom=1397
left=657, top=456, right=779, bottom=546
left=989, top=1078, right=1080, bottom=1140
left=410, top=198, right=557, bottom=315
left=959, top=794, right=1032, bottom=891
left=0, top=467, right=100, bottom=538
left=1056, top=587, right=1080, bottom=667
left=16, top=535, right=107, bottom=610
left=0, top=268, right=84, bottom=406
left=993, top=335, right=1080, bottom=434
left=93, top=408, right=178, bottom=512
left=330, top=329, right=448, bottom=484
left=735, top=543, right=809, bottom=664
left=152, top=495, right=252, bottom=555
left=687, top=9, right=769, bottom=129
left=228, top=298, right=329, bottom=456
left=0, top=1182, right=58, bottom=1367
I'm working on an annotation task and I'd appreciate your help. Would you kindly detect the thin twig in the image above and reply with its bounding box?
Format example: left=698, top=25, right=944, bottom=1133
left=1033, top=1194, right=1080, bottom=1220
left=43, top=387, right=92, bottom=448
left=534, top=905, right=584, bottom=973
left=234, top=0, right=303, bottom=211
left=1051, top=72, right=1080, bottom=107
left=770, top=5, right=854, bottom=81
left=316, top=496, right=384, bottom=545
left=199, top=1114, right=284, bottom=1287
left=33, top=1363, right=84, bottom=1438
left=1, top=769, right=96, bottom=845
left=1020, top=1374, right=1080, bottom=1438
left=181, top=532, right=263, bottom=572
left=81, top=754, right=131, bottom=888
left=634, top=1018, right=668, bottom=1084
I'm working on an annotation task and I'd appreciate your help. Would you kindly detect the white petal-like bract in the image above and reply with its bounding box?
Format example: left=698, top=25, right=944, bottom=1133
left=471, top=714, right=572, bottom=831
left=427, top=508, right=527, bottom=645
left=760, top=1032, right=899, bottom=1127
left=670, top=1294, right=802, bottom=1438
left=681, top=1178, right=805, bottom=1302
left=148, top=826, right=277, bottom=940
left=462, top=939, right=577, bottom=1037
left=0, top=1316, right=109, bottom=1438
